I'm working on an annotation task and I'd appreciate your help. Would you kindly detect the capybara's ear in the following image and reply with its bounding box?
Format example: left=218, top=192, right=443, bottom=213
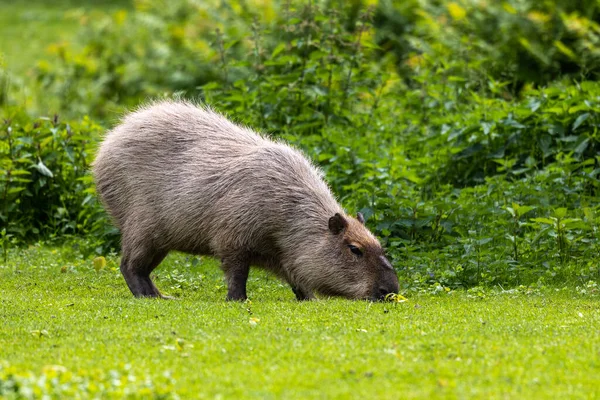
left=357, top=212, right=365, bottom=225
left=328, top=213, right=347, bottom=235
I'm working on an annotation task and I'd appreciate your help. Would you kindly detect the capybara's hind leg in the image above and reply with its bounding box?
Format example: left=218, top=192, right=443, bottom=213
left=221, top=253, right=250, bottom=301
left=120, top=247, right=168, bottom=298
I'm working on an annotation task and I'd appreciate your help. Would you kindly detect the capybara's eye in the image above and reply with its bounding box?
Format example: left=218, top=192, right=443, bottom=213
left=348, top=244, right=363, bottom=257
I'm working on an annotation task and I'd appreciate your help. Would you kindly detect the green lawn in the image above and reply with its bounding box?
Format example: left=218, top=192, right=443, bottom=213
left=1, top=245, right=599, bottom=398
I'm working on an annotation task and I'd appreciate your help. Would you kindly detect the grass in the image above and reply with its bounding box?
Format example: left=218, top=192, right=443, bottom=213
left=1, top=244, right=599, bottom=399
left=2, top=1, right=599, bottom=398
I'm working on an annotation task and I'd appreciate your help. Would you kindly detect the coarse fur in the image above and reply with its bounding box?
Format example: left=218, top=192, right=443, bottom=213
left=93, top=100, right=399, bottom=301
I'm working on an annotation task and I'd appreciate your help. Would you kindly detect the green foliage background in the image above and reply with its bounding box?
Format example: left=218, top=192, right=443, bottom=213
left=2, top=0, right=600, bottom=290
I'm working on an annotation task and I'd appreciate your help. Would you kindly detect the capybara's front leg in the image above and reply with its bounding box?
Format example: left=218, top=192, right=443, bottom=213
left=222, top=254, right=250, bottom=301
left=120, top=247, right=168, bottom=298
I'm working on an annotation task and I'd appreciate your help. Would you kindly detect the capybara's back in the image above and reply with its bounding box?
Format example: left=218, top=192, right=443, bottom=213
left=93, top=101, right=399, bottom=300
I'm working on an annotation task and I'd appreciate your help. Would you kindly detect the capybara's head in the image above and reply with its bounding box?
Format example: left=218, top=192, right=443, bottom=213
left=313, top=212, right=399, bottom=300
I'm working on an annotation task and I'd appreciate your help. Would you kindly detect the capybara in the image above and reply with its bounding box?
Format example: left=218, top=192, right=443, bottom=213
left=93, top=101, right=399, bottom=301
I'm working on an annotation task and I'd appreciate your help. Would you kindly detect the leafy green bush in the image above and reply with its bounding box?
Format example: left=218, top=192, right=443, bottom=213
left=409, top=81, right=600, bottom=188
left=33, top=0, right=386, bottom=120
left=34, top=0, right=282, bottom=119
left=376, top=0, right=600, bottom=93
left=33, top=0, right=600, bottom=118
left=5, top=0, right=600, bottom=290
left=0, top=108, right=117, bottom=254
left=196, top=1, right=600, bottom=289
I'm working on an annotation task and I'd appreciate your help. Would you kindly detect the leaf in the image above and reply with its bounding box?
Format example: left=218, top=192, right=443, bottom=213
left=572, top=113, right=590, bottom=131
left=568, top=105, right=588, bottom=114
left=518, top=37, right=550, bottom=65
left=30, top=329, right=50, bottom=338
left=580, top=81, right=596, bottom=92
left=532, top=226, right=552, bottom=243
left=223, top=40, right=239, bottom=51
left=202, top=82, right=220, bottom=90
left=546, top=107, right=565, bottom=115
left=385, top=293, right=408, bottom=303
left=503, top=2, right=517, bottom=14
left=574, top=138, right=590, bottom=155
left=554, top=40, right=576, bottom=60
left=481, top=122, right=493, bottom=135
left=477, top=237, right=492, bottom=246
left=554, top=208, right=568, bottom=219
left=271, top=43, right=286, bottom=58
left=518, top=206, right=536, bottom=216
left=35, top=160, right=54, bottom=178
left=10, top=170, right=31, bottom=176
left=531, top=217, right=555, bottom=225
left=562, top=219, right=587, bottom=230
left=529, top=99, right=542, bottom=112
left=93, top=256, right=106, bottom=272
left=455, top=144, right=483, bottom=160
left=447, top=2, right=466, bottom=20
left=7, top=187, right=26, bottom=195
left=558, top=135, right=579, bottom=142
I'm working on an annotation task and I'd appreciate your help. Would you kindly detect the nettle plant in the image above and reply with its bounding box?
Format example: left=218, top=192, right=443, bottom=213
left=202, top=2, right=390, bottom=137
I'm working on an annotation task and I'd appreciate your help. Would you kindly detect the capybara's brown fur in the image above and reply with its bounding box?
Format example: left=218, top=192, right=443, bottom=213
left=93, top=101, right=399, bottom=300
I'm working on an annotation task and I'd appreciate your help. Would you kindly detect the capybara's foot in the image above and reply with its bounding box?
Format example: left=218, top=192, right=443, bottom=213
left=292, top=286, right=315, bottom=301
